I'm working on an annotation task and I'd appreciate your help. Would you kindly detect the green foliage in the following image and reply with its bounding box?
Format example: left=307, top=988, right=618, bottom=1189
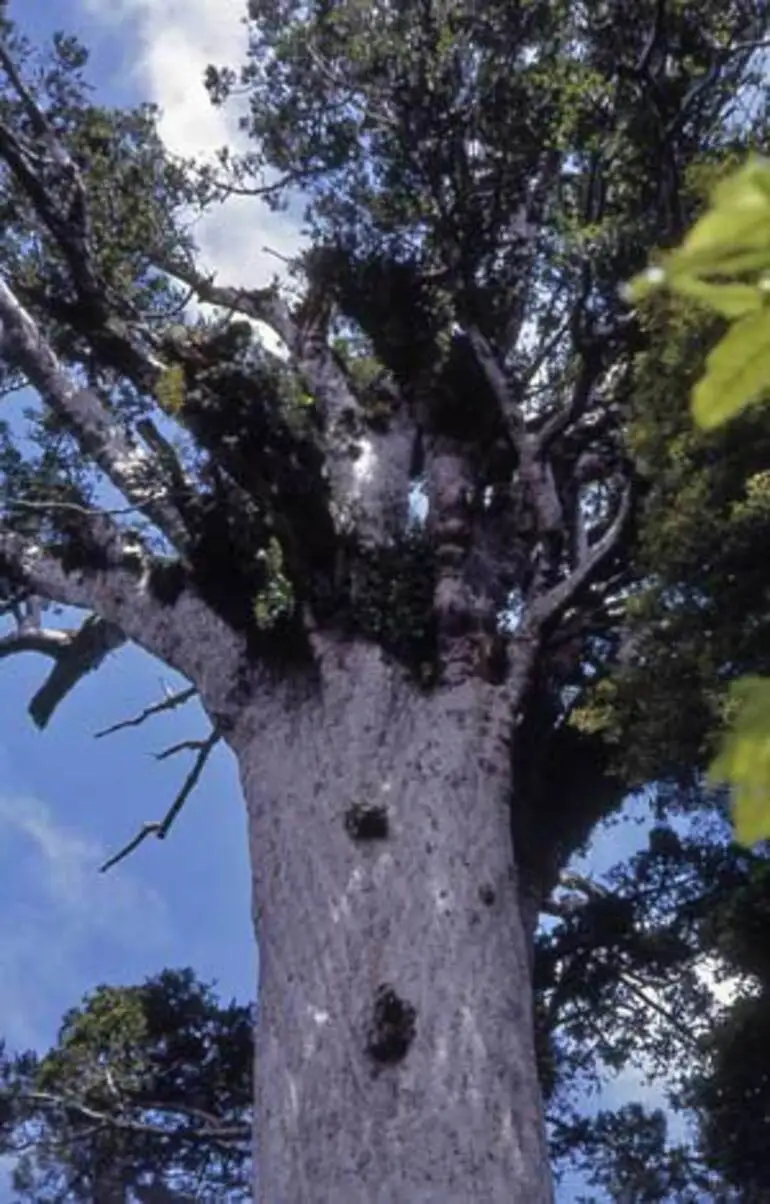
left=629, top=158, right=770, bottom=844
left=628, top=156, right=770, bottom=431
left=552, top=1104, right=710, bottom=1202
left=252, top=536, right=294, bottom=629
left=3, top=6, right=770, bottom=1193
left=710, top=677, right=770, bottom=845
left=349, top=532, right=437, bottom=677
left=0, top=969, right=252, bottom=1201
left=686, top=994, right=770, bottom=1197
left=539, top=811, right=770, bottom=1200
left=155, top=361, right=187, bottom=414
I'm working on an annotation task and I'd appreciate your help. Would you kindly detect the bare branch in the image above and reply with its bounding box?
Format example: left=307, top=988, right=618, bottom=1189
left=155, top=258, right=297, bottom=346
left=28, top=617, right=125, bottom=728
left=0, top=625, right=72, bottom=660
left=95, top=685, right=197, bottom=738
left=100, top=728, right=220, bottom=873
left=0, top=614, right=126, bottom=727
left=17, top=1088, right=248, bottom=1148
left=154, top=735, right=210, bottom=761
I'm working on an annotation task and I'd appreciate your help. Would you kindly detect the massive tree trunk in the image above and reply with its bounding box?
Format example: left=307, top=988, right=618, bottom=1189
left=232, top=640, right=552, bottom=1203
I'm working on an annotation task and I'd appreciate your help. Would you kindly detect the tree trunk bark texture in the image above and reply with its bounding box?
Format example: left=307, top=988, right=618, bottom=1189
left=232, top=641, right=553, bottom=1203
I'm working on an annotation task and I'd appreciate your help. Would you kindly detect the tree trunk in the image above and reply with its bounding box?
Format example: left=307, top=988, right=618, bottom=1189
left=232, top=641, right=553, bottom=1203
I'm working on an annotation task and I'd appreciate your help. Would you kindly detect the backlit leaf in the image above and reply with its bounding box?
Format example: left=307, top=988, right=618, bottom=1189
left=691, top=310, right=770, bottom=429
left=710, top=676, right=770, bottom=846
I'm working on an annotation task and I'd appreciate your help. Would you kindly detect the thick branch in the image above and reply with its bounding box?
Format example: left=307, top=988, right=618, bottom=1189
left=0, top=526, right=245, bottom=714
left=465, top=323, right=567, bottom=556
left=158, top=257, right=413, bottom=546
left=0, top=600, right=127, bottom=726
left=532, top=483, right=632, bottom=630
left=465, top=324, right=524, bottom=446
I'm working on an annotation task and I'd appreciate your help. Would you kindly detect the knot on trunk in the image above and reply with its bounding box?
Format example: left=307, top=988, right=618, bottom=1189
left=366, top=985, right=417, bottom=1066
left=344, top=802, right=389, bottom=842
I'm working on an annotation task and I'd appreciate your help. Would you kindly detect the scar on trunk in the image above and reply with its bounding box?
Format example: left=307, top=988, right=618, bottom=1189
left=344, top=802, right=389, bottom=841
left=366, top=985, right=417, bottom=1065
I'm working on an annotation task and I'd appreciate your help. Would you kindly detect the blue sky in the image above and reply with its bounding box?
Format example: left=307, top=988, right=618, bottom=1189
left=0, top=2, right=688, bottom=1199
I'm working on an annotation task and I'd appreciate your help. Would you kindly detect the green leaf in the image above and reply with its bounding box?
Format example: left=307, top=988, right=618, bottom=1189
left=669, top=156, right=770, bottom=278
left=691, top=309, right=770, bottom=429
left=626, top=158, right=770, bottom=303
left=710, top=676, right=770, bottom=845
left=664, top=277, right=766, bottom=319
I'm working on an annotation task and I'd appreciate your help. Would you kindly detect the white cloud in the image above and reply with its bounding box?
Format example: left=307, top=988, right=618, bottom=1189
left=0, top=794, right=169, bottom=1051
left=81, top=0, right=306, bottom=292
left=0, top=793, right=165, bottom=928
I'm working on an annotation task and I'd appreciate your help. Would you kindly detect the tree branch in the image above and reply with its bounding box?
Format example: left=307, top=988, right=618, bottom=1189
left=550, top=871, right=702, bottom=1050
left=99, top=727, right=221, bottom=872
left=0, top=42, right=94, bottom=287
left=0, top=276, right=190, bottom=551
left=465, top=323, right=524, bottom=446
left=157, top=256, right=412, bottom=546
left=532, top=483, right=632, bottom=630
left=154, top=735, right=210, bottom=761
left=30, top=619, right=125, bottom=729
left=0, top=524, right=245, bottom=710
left=0, top=601, right=127, bottom=726
left=16, top=1088, right=248, bottom=1148
left=95, top=684, right=197, bottom=738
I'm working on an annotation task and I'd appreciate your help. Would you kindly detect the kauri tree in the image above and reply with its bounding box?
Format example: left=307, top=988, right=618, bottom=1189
left=0, top=1, right=769, bottom=1198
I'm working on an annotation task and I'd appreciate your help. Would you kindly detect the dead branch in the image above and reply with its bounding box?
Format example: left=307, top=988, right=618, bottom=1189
left=95, top=685, right=197, bottom=738
left=0, top=612, right=126, bottom=727
left=28, top=617, right=125, bottom=728
left=154, top=735, right=210, bottom=761
left=100, top=728, right=220, bottom=872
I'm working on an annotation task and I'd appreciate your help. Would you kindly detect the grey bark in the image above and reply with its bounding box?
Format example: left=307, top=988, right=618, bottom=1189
left=232, top=640, right=553, bottom=1203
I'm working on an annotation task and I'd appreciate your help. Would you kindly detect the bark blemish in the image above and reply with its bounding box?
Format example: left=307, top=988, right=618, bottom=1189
left=147, top=559, right=187, bottom=605
left=479, top=884, right=496, bottom=907
left=366, top=984, right=416, bottom=1065
left=344, top=801, right=389, bottom=842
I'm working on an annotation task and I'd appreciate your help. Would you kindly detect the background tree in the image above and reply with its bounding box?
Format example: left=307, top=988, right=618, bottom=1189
left=0, top=970, right=251, bottom=1203
left=0, top=1, right=769, bottom=1198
